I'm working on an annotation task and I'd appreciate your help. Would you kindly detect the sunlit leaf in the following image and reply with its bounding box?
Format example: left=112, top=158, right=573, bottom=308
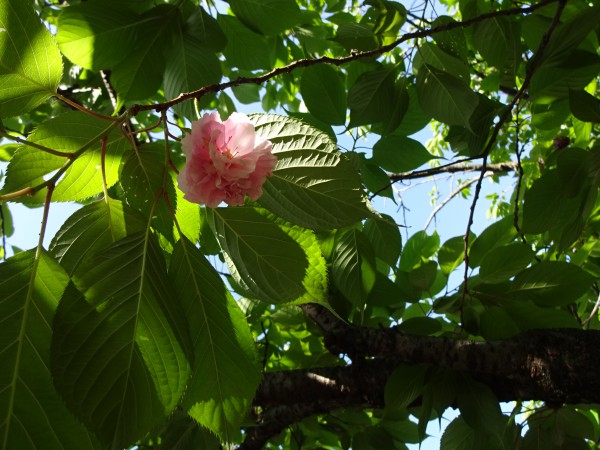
left=416, top=64, right=478, bottom=129
left=165, top=23, right=222, bottom=120
left=208, top=206, right=328, bottom=305
left=251, top=114, right=372, bottom=230
left=300, top=65, right=347, bottom=125
left=363, top=215, right=402, bottom=267
left=0, top=0, right=63, bottom=117
left=218, top=15, right=276, bottom=71
left=52, top=232, right=191, bottom=449
left=56, top=0, right=138, bottom=70
left=120, top=143, right=177, bottom=242
left=509, top=261, right=594, bottom=307
left=111, top=5, right=180, bottom=104
left=49, top=198, right=146, bottom=275
left=1, top=111, right=126, bottom=203
left=331, top=227, right=376, bottom=308
left=228, top=0, right=302, bottom=35
left=372, top=135, right=435, bottom=173
left=169, top=238, right=260, bottom=441
left=569, top=89, right=600, bottom=122
left=0, top=250, right=99, bottom=449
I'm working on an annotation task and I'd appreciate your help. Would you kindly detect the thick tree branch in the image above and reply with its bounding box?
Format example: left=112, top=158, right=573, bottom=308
left=130, top=0, right=557, bottom=116
left=243, top=318, right=600, bottom=448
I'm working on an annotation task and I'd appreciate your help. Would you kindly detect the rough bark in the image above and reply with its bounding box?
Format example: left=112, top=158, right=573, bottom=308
left=240, top=303, right=600, bottom=449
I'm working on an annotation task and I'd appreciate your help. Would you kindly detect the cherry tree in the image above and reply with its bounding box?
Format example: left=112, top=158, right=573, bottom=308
left=0, top=0, right=599, bottom=449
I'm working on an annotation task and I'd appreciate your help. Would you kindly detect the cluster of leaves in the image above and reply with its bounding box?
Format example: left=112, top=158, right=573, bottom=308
left=0, top=0, right=599, bottom=449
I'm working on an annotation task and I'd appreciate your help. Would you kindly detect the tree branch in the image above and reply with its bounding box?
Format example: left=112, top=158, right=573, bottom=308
left=390, top=161, right=518, bottom=183
left=242, top=316, right=600, bottom=448
left=461, top=0, right=567, bottom=308
left=129, top=0, right=557, bottom=116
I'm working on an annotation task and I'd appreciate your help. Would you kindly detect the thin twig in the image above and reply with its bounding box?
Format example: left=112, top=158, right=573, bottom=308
left=460, top=0, right=567, bottom=311
left=391, top=161, right=518, bottom=182
left=129, top=0, right=557, bottom=116
left=584, top=293, right=600, bottom=330
left=0, top=118, right=124, bottom=201
left=513, top=112, right=527, bottom=244
left=1, top=132, right=74, bottom=158
left=0, top=204, right=6, bottom=261
left=55, top=92, right=119, bottom=122
left=424, top=174, right=493, bottom=230
left=99, top=70, right=118, bottom=111
left=36, top=182, right=55, bottom=256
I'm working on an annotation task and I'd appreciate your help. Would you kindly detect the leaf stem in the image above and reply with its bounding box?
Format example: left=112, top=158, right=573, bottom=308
left=1, top=131, right=74, bottom=159
left=36, top=182, right=55, bottom=256
left=0, top=118, right=125, bottom=202
left=100, top=136, right=109, bottom=201
left=129, top=0, right=558, bottom=115
left=55, top=92, right=120, bottom=122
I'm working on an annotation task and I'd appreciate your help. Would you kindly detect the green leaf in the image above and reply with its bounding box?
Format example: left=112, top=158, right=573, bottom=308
left=56, top=0, right=138, bottom=70
left=569, top=89, right=600, bottom=122
left=348, top=66, right=406, bottom=129
left=397, top=316, right=442, bottom=335
left=250, top=114, right=371, bottom=230
left=440, top=417, right=475, bottom=450
left=371, top=135, right=434, bottom=172
left=479, top=306, right=520, bottom=340
left=300, top=65, right=347, bottom=125
left=1, top=111, right=126, bottom=203
left=218, top=15, right=276, bottom=71
left=416, top=64, right=478, bottom=129
left=432, top=16, right=467, bottom=60
left=531, top=100, right=570, bottom=131
left=333, top=22, right=380, bottom=51
left=399, top=230, right=440, bottom=271
left=393, top=84, right=431, bottom=136
left=228, top=0, right=302, bottom=35
left=0, top=203, right=14, bottom=237
left=438, top=235, right=468, bottom=276
left=49, top=198, right=146, bottom=275
left=372, top=1, right=406, bottom=44
left=184, top=6, right=227, bottom=52
left=174, top=174, right=201, bottom=244
left=504, top=300, right=579, bottom=331
left=52, top=232, right=191, bottom=449
left=384, top=364, right=428, bottom=412
left=469, top=217, right=516, bottom=268
left=408, top=260, right=438, bottom=291
left=541, top=4, right=600, bottom=67
left=120, top=143, right=176, bottom=242
left=363, top=214, right=402, bottom=267
left=354, top=154, right=395, bottom=201
left=169, top=238, right=260, bottom=441
left=479, top=243, right=535, bottom=284
left=522, top=170, right=579, bottom=234
left=0, top=0, right=63, bottom=117
left=111, top=5, right=180, bottom=104
left=148, top=410, right=220, bottom=450
left=414, top=42, right=470, bottom=82
left=208, top=206, right=328, bottom=305
left=165, top=24, right=222, bottom=120
left=529, top=51, right=600, bottom=104
left=509, top=261, right=594, bottom=307
left=473, top=16, right=520, bottom=69
left=331, top=228, right=377, bottom=307
left=0, top=251, right=99, bottom=450
left=457, top=378, right=504, bottom=435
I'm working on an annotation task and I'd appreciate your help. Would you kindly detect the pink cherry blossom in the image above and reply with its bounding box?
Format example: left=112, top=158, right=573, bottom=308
left=177, top=112, right=277, bottom=207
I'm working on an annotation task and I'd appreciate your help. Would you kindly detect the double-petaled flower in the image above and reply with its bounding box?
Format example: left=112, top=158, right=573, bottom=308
left=178, top=112, right=277, bottom=207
